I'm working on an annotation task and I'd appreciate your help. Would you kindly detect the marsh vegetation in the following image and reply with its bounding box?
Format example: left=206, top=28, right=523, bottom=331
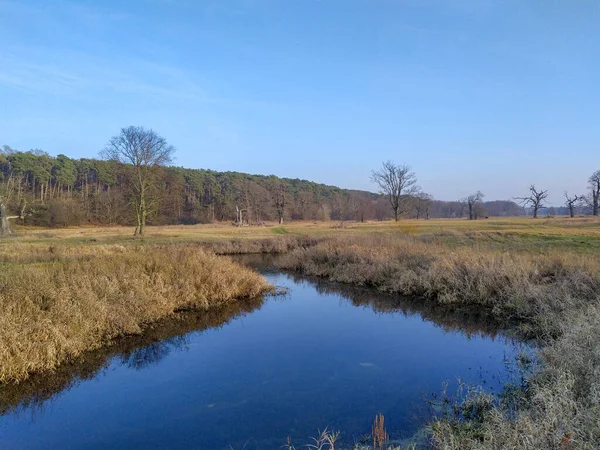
left=0, top=243, right=272, bottom=383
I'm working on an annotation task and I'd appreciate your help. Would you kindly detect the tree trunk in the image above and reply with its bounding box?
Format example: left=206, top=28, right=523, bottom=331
left=279, top=216, right=284, bottom=225
left=0, top=202, right=12, bottom=237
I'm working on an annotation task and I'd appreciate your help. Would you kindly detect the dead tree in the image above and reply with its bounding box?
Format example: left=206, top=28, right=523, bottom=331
left=371, top=161, right=418, bottom=221
left=516, top=185, right=548, bottom=218
left=462, top=191, right=484, bottom=220
left=0, top=201, right=12, bottom=237
left=234, top=206, right=248, bottom=226
left=564, top=191, right=582, bottom=218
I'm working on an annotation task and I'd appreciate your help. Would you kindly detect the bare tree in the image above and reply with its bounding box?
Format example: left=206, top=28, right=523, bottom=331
left=413, top=191, right=433, bottom=219
left=585, top=170, right=600, bottom=216
left=564, top=191, right=582, bottom=218
left=371, top=161, right=418, bottom=221
left=0, top=161, right=15, bottom=237
left=0, top=201, right=12, bottom=237
left=269, top=181, right=287, bottom=224
left=101, top=126, right=175, bottom=235
left=461, top=191, right=484, bottom=220
left=516, top=185, right=548, bottom=219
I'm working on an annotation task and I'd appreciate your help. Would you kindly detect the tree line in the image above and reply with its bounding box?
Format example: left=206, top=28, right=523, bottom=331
left=371, top=160, right=600, bottom=221
left=9, top=126, right=588, bottom=234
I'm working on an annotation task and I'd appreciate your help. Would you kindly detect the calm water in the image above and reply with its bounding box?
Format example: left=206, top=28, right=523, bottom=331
left=0, top=262, right=524, bottom=449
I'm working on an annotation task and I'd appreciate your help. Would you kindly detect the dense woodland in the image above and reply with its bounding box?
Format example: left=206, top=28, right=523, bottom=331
left=0, top=145, right=537, bottom=228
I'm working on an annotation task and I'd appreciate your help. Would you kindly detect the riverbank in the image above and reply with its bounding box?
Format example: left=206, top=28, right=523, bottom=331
left=277, top=234, right=600, bottom=449
left=0, top=244, right=273, bottom=384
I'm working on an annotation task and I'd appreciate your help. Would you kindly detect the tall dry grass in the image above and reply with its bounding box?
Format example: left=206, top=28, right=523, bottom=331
left=431, top=307, right=600, bottom=449
left=277, top=234, right=600, bottom=337
left=0, top=245, right=272, bottom=383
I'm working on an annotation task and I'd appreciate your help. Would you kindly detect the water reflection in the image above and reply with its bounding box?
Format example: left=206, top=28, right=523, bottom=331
left=0, top=297, right=264, bottom=416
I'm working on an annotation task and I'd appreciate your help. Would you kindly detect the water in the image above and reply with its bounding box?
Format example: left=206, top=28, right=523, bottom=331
left=0, top=261, right=525, bottom=449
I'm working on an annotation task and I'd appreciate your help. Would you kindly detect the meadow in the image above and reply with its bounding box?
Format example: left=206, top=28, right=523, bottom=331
left=1, top=216, right=599, bottom=449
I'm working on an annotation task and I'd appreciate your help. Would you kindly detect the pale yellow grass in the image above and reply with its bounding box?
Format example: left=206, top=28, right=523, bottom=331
left=0, top=245, right=273, bottom=383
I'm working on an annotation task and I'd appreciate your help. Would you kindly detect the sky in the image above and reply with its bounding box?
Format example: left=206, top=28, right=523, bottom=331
left=1, top=0, right=598, bottom=204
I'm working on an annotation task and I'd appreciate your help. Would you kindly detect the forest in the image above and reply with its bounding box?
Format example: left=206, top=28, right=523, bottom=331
left=0, top=145, right=524, bottom=228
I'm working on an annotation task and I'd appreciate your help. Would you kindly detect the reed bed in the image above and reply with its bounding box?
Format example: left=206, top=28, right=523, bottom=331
left=0, top=245, right=273, bottom=383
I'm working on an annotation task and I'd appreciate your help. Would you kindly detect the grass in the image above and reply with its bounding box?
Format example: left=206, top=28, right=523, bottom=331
left=276, top=234, right=600, bottom=339
left=6, top=216, right=600, bottom=253
left=0, top=244, right=273, bottom=384
left=2, top=216, right=600, bottom=447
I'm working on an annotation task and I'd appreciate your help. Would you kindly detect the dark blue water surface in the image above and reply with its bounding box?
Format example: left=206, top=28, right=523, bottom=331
left=0, top=263, right=524, bottom=449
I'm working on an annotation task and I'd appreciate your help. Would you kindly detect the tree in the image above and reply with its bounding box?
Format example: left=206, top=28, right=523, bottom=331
left=516, top=185, right=548, bottom=219
left=101, top=126, right=175, bottom=235
left=462, top=191, right=484, bottom=220
left=371, top=161, right=418, bottom=221
left=0, top=200, right=12, bottom=237
left=269, top=181, right=287, bottom=224
left=586, top=170, right=600, bottom=216
left=413, top=191, right=433, bottom=219
left=564, top=191, right=582, bottom=218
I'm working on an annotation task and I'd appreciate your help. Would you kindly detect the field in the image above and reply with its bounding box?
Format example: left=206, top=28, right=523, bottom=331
left=1, top=216, right=600, bottom=449
left=5, top=216, right=600, bottom=253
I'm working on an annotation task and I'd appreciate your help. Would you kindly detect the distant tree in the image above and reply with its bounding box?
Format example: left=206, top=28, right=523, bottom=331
left=585, top=170, right=600, bottom=216
left=269, top=181, right=287, bottom=224
left=516, top=185, right=548, bottom=219
left=564, top=191, right=583, bottom=218
left=462, top=191, right=484, bottom=220
left=371, top=161, right=418, bottom=221
left=101, top=126, right=175, bottom=235
left=413, top=191, right=433, bottom=219
left=0, top=201, right=12, bottom=237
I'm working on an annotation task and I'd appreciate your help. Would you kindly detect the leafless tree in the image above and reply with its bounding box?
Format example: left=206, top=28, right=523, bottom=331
left=413, top=191, right=433, bottom=219
left=564, top=191, right=582, bottom=218
left=101, top=126, right=175, bottom=235
left=269, top=181, right=287, bottom=224
left=461, top=191, right=484, bottom=220
left=0, top=201, right=12, bottom=237
left=585, top=170, right=600, bottom=216
left=0, top=160, right=15, bottom=237
left=371, top=161, right=418, bottom=221
left=516, top=185, right=548, bottom=219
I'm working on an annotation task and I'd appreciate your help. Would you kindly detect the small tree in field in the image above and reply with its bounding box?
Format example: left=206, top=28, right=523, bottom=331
left=462, top=191, right=484, bottom=220
left=101, top=126, right=175, bottom=235
left=516, top=185, right=548, bottom=219
left=564, top=191, right=582, bottom=218
left=371, top=161, right=418, bottom=221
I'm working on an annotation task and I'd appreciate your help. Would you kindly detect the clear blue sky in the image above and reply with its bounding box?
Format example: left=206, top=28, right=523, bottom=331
left=1, top=0, right=598, bottom=204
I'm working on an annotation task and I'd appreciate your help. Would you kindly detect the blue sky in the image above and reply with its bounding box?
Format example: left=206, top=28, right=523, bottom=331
left=1, top=0, right=598, bottom=204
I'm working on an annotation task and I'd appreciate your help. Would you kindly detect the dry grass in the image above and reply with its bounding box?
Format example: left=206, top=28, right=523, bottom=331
left=277, top=234, right=600, bottom=338
left=0, top=245, right=273, bottom=383
left=8, top=216, right=600, bottom=250
left=431, top=307, right=600, bottom=449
